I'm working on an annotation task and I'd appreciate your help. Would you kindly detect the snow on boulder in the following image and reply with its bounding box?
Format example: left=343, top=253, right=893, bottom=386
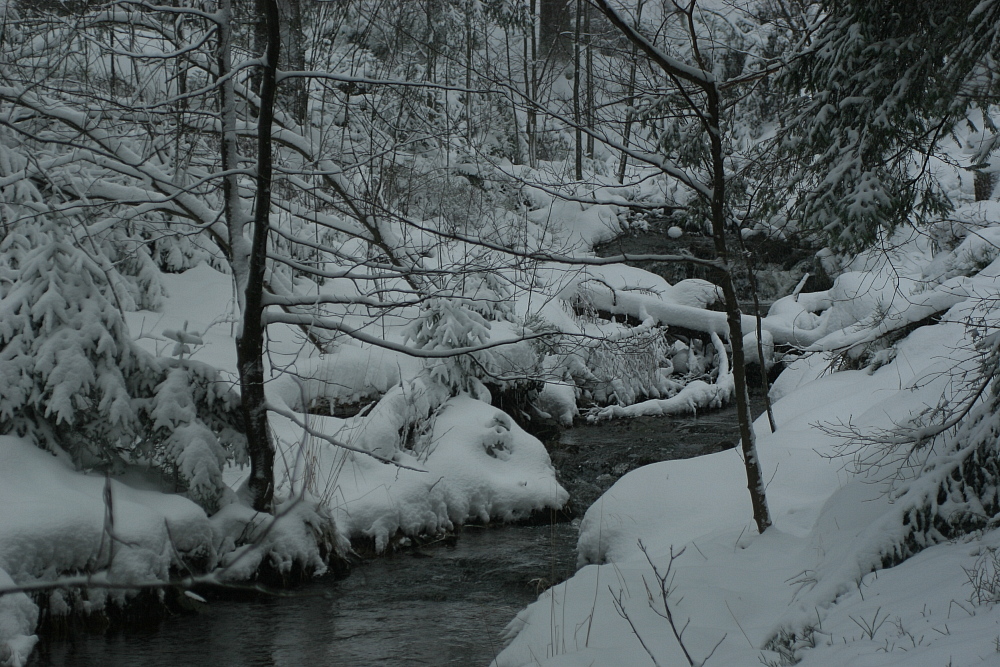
left=742, top=329, right=775, bottom=369
left=663, top=278, right=721, bottom=309
left=315, top=396, right=568, bottom=551
left=536, top=380, right=578, bottom=426
left=528, top=199, right=623, bottom=250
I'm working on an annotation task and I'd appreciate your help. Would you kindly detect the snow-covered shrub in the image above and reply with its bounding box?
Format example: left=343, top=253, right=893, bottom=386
left=834, top=301, right=1000, bottom=569
left=580, top=327, right=675, bottom=406
left=143, top=361, right=245, bottom=512
left=404, top=296, right=496, bottom=397
left=0, top=223, right=150, bottom=463
left=404, top=270, right=543, bottom=398
left=0, top=223, right=243, bottom=510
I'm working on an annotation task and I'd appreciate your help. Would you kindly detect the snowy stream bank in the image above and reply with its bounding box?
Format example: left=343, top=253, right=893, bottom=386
left=24, top=408, right=747, bottom=667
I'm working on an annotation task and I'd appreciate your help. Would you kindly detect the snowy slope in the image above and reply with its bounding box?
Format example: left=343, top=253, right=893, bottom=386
left=494, top=240, right=1000, bottom=667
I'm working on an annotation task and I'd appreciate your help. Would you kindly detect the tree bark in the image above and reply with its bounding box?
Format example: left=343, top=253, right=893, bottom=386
left=237, top=0, right=281, bottom=513
left=706, top=86, right=772, bottom=534
left=539, top=0, right=572, bottom=60
left=277, top=0, right=307, bottom=125
left=573, top=0, right=582, bottom=179
left=594, top=0, right=773, bottom=533
left=583, top=2, right=594, bottom=158
left=616, top=1, right=643, bottom=183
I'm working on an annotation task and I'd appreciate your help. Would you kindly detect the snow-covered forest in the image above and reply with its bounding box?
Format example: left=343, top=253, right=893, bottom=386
left=1, top=0, right=999, bottom=664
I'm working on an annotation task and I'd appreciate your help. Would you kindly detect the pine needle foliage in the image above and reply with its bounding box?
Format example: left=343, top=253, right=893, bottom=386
left=767, top=0, right=1000, bottom=252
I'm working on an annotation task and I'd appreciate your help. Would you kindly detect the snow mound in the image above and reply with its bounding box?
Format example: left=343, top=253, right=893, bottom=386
left=274, top=396, right=568, bottom=553
left=495, top=229, right=1000, bottom=667
left=0, top=436, right=213, bottom=586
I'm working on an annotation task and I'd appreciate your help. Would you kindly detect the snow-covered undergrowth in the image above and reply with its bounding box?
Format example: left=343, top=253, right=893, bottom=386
left=493, top=231, right=1000, bottom=667
left=0, top=146, right=751, bottom=666
left=0, top=431, right=342, bottom=665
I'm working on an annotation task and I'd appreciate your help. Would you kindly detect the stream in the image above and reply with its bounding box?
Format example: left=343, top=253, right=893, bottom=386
left=28, top=400, right=760, bottom=667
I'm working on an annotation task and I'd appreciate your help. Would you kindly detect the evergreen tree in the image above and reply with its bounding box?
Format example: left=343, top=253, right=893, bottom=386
left=767, top=0, right=1000, bottom=251
left=0, top=219, right=244, bottom=510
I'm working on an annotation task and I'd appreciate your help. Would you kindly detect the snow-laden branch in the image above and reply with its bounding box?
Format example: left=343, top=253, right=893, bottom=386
left=263, top=311, right=554, bottom=357
left=265, top=402, right=427, bottom=472
left=392, top=216, right=726, bottom=270
left=276, top=70, right=495, bottom=95
left=594, top=0, right=716, bottom=89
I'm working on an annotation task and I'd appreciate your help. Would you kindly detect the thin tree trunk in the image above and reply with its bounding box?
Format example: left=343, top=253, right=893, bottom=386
left=706, top=86, right=772, bottom=534
left=617, top=0, right=643, bottom=183
left=217, top=0, right=250, bottom=303
left=465, top=0, right=474, bottom=143
left=573, top=0, right=582, bottom=180
left=278, top=0, right=307, bottom=126
left=738, top=231, right=777, bottom=433
left=594, top=0, right=772, bottom=533
left=526, top=0, right=538, bottom=167
left=237, top=0, right=281, bottom=513
left=584, top=2, right=594, bottom=159
left=504, top=26, right=524, bottom=164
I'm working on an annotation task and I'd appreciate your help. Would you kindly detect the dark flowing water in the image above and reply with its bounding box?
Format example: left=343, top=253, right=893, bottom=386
left=28, top=401, right=760, bottom=667
left=30, top=523, right=578, bottom=667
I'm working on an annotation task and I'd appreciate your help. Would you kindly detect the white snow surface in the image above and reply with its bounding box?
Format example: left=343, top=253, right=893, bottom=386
left=494, top=238, right=1000, bottom=667
left=4, top=158, right=1000, bottom=667
left=137, top=263, right=568, bottom=553
left=0, top=436, right=213, bottom=665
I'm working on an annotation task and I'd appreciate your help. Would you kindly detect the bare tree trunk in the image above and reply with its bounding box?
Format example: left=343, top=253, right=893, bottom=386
left=278, top=0, right=307, bottom=126
left=617, top=0, right=643, bottom=183
left=573, top=0, right=582, bottom=180
left=584, top=2, right=594, bottom=159
left=539, top=0, right=572, bottom=60
left=738, top=231, right=778, bottom=433
left=504, top=26, right=524, bottom=165
left=527, top=0, right=538, bottom=166
left=217, top=0, right=250, bottom=304
left=465, top=0, right=474, bottom=143
left=706, top=86, right=772, bottom=534
left=593, top=0, right=772, bottom=534
left=239, top=0, right=281, bottom=513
